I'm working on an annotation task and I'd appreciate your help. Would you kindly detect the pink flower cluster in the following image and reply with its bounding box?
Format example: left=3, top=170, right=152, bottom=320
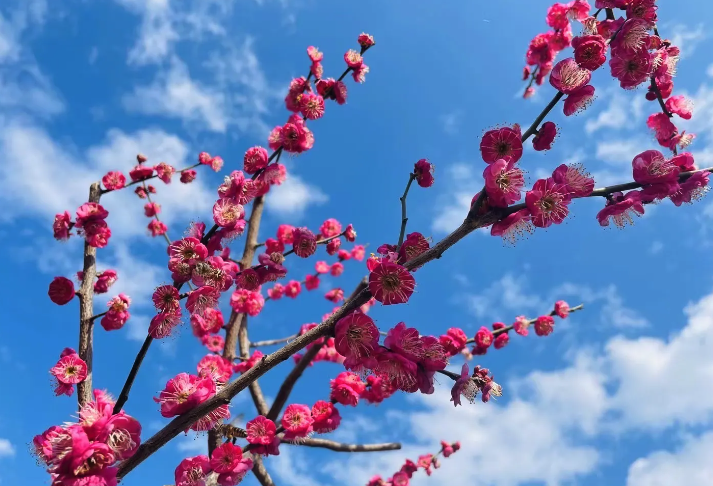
left=450, top=363, right=502, bottom=406
left=597, top=150, right=709, bottom=227
left=367, top=441, right=460, bottom=486
left=522, top=0, right=591, bottom=98
left=334, top=312, right=448, bottom=395
left=100, top=294, right=131, bottom=331
left=53, top=202, right=112, bottom=248
left=174, top=442, right=253, bottom=486
left=154, top=372, right=230, bottom=433
left=49, top=348, right=88, bottom=396
left=33, top=390, right=141, bottom=486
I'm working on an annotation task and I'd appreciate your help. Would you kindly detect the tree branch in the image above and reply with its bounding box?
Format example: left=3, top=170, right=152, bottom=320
left=397, top=173, right=416, bottom=249
left=250, top=456, right=275, bottom=486
left=77, top=181, right=102, bottom=408
left=266, top=341, right=324, bottom=421
left=285, top=438, right=402, bottom=452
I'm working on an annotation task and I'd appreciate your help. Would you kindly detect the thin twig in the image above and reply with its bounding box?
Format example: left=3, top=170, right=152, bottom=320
left=397, top=173, right=416, bottom=249
left=100, top=162, right=201, bottom=195
left=464, top=303, right=584, bottom=343
left=250, top=335, right=298, bottom=347
left=285, top=438, right=402, bottom=452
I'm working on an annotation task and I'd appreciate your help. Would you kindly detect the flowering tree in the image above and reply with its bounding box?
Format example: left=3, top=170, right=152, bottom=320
left=34, top=2, right=706, bottom=485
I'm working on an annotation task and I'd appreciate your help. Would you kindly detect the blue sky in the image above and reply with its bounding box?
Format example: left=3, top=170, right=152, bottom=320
left=2, top=0, right=713, bottom=485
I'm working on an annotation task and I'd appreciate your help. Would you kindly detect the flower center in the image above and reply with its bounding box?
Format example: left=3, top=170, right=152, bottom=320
left=381, top=274, right=401, bottom=291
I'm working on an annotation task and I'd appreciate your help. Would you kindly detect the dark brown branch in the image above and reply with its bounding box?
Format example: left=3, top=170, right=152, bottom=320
left=285, top=438, right=402, bottom=452
left=521, top=91, right=565, bottom=141
left=266, top=341, right=325, bottom=421
left=397, top=173, right=416, bottom=249
left=250, top=456, right=275, bottom=486
left=77, top=182, right=102, bottom=408
left=239, top=317, right=270, bottom=416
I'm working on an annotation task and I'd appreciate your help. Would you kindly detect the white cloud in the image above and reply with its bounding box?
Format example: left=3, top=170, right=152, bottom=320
left=0, top=119, right=214, bottom=240
left=176, top=431, right=209, bottom=455
left=667, top=23, right=706, bottom=59
left=122, top=57, right=228, bottom=133
left=0, top=438, right=15, bottom=458
left=553, top=283, right=649, bottom=329
left=439, top=111, right=462, bottom=135
left=627, top=432, right=713, bottom=486
left=606, top=291, right=713, bottom=429
left=432, top=164, right=480, bottom=234
left=649, top=241, right=664, bottom=254
left=272, top=447, right=323, bottom=486
left=265, top=173, right=328, bottom=218
left=462, top=273, right=546, bottom=320
left=122, top=38, right=278, bottom=136
left=0, top=1, right=63, bottom=118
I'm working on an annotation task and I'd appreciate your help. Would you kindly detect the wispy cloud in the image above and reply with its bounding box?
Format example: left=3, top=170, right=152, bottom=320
left=265, top=173, right=328, bottom=219
left=431, top=163, right=480, bottom=234
left=0, top=438, right=15, bottom=458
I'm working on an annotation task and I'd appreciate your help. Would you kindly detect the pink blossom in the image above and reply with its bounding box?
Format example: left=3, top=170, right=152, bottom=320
left=129, top=164, right=153, bottom=182
left=281, top=404, right=313, bottom=439
left=534, top=315, right=555, bottom=336
left=344, top=49, right=363, bottom=69
left=491, top=209, right=534, bottom=245
left=292, top=227, right=317, bottom=258
left=148, top=311, right=182, bottom=339
left=213, top=199, right=245, bottom=229
left=671, top=171, right=710, bottom=206
left=550, top=58, right=591, bottom=94
left=49, top=277, right=76, bottom=305
left=102, top=171, right=126, bottom=191
left=330, top=372, right=366, bottom=406
left=320, top=218, right=342, bottom=238
left=563, top=85, right=596, bottom=116
left=94, top=270, right=118, bottom=294
left=665, top=95, right=693, bottom=120
left=217, top=171, right=257, bottom=205
left=246, top=416, right=277, bottom=445
left=152, top=285, right=180, bottom=313
left=552, top=163, right=595, bottom=197
left=414, top=159, right=435, bottom=187
left=567, top=0, right=591, bottom=20
left=610, top=50, right=652, bottom=89
left=597, top=191, right=645, bottom=228
left=186, top=286, right=220, bottom=316
left=627, top=0, right=658, bottom=23
left=334, top=311, right=380, bottom=361
left=98, top=411, right=142, bottom=460
left=233, top=350, right=264, bottom=374
left=351, top=245, right=366, bottom=261
left=174, top=455, right=211, bottom=486
left=181, top=170, right=197, bottom=183
left=494, top=332, right=509, bottom=349
left=53, top=211, right=73, bottom=240
left=474, top=326, right=494, bottom=350
left=155, top=373, right=216, bottom=417
left=527, top=33, right=555, bottom=66
left=483, top=159, right=525, bottom=207
left=312, top=400, right=341, bottom=433
left=670, top=153, right=696, bottom=172
left=513, top=316, right=530, bottom=336
left=299, top=92, right=325, bottom=120
left=525, top=178, right=572, bottom=227
left=216, top=457, right=253, bottom=486
left=330, top=262, right=344, bottom=276
left=572, top=35, right=607, bottom=70
left=375, top=351, right=418, bottom=391
left=546, top=3, right=570, bottom=29
left=646, top=113, right=677, bottom=142
left=480, top=126, right=523, bottom=164
left=148, top=220, right=168, bottom=237
left=210, top=443, right=243, bottom=474
left=326, top=237, right=341, bottom=255
left=284, top=280, right=302, bottom=299
left=632, top=150, right=680, bottom=185
left=325, top=288, right=344, bottom=303
left=369, top=261, right=415, bottom=305
left=304, top=274, right=320, bottom=290
left=398, top=232, right=430, bottom=267
left=358, top=32, right=375, bottom=48
left=532, top=121, right=558, bottom=151
left=268, top=283, right=285, bottom=299
left=201, top=334, right=225, bottom=354
left=50, top=353, right=87, bottom=396
left=450, top=363, right=475, bottom=407
left=554, top=300, right=570, bottom=318
left=439, top=328, right=468, bottom=356
left=385, top=322, right=424, bottom=362
left=100, top=294, right=131, bottom=331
